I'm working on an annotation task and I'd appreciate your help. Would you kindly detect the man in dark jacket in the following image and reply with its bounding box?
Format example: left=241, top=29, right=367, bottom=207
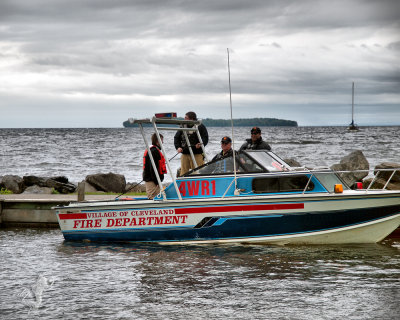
left=239, top=127, right=271, bottom=151
left=212, top=136, right=234, bottom=161
left=174, top=111, right=208, bottom=176
left=143, top=133, right=166, bottom=199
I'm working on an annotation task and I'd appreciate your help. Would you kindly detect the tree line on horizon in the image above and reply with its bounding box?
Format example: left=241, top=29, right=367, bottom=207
left=201, top=118, right=298, bottom=127
left=123, top=117, right=298, bottom=127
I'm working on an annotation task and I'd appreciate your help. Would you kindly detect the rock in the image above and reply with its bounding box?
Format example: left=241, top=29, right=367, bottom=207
left=22, top=185, right=54, bottom=194
left=23, top=175, right=47, bottom=186
left=0, top=175, right=25, bottom=193
left=374, top=162, right=400, bottom=183
left=85, top=172, right=126, bottom=193
left=23, top=175, right=76, bottom=194
left=283, top=158, right=302, bottom=168
left=45, top=178, right=76, bottom=194
left=362, top=177, right=400, bottom=190
left=84, top=181, right=99, bottom=193
left=126, top=182, right=146, bottom=193
left=390, top=182, right=400, bottom=190
left=50, top=176, right=69, bottom=184
left=330, top=150, right=369, bottom=187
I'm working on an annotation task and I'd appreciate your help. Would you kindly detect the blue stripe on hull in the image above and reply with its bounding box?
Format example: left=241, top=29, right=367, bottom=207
left=63, top=205, right=400, bottom=243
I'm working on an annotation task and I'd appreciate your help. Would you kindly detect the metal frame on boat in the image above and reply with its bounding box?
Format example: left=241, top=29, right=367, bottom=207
left=55, top=117, right=400, bottom=244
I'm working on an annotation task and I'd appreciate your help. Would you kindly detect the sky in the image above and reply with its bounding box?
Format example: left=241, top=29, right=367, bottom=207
left=0, top=0, right=399, bottom=127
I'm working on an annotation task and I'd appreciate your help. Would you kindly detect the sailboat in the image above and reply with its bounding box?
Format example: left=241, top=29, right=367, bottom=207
left=348, top=82, right=359, bottom=131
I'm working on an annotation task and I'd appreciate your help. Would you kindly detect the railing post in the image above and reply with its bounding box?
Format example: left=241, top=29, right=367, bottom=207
left=382, top=169, right=397, bottom=190
left=367, top=171, right=379, bottom=191
left=303, top=174, right=314, bottom=194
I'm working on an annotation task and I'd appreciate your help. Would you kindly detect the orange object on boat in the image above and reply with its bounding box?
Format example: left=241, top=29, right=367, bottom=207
left=334, top=184, right=343, bottom=193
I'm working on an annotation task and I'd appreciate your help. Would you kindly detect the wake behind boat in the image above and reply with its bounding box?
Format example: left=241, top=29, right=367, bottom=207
left=55, top=116, right=400, bottom=244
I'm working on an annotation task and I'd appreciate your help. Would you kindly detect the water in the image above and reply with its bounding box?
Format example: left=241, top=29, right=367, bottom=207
left=0, top=229, right=399, bottom=320
left=1, top=126, right=400, bottom=319
left=1, top=126, right=399, bottom=184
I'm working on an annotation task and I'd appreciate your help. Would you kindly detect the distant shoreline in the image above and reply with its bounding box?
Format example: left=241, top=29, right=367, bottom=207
left=123, top=117, right=298, bottom=127
left=2, top=125, right=400, bottom=130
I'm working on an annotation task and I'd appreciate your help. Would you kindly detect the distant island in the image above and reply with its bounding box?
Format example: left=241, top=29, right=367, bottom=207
left=201, top=118, right=298, bottom=127
left=123, top=117, right=297, bottom=127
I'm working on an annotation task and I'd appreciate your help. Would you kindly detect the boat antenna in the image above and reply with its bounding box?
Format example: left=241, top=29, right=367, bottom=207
left=227, top=48, right=238, bottom=194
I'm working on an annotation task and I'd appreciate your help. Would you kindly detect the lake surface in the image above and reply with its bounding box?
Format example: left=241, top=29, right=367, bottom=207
left=1, top=229, right=399, bottom=320
left=1, top=126, right=399, bottom=319
left=1, top=126, right=399, bottom=184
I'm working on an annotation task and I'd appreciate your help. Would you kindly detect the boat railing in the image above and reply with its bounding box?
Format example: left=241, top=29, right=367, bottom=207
left=133, top=116, right=208, bottom=201
left=302, top=173, right=314, bottom=195
left=302, top=167, right=400, bottom=193
left=176, top=167, right=399, bottom=197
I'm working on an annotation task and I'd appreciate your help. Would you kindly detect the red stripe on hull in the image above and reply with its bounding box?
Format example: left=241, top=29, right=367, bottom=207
left=59, top=213, right=88, bottom=220
left=175, top=203, right=304, bottom=215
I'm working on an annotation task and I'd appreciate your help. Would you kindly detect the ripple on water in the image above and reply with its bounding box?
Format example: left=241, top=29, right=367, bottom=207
left=1, top=126, right=399, bottom=183
left=1, top=229, right=400, bottom=319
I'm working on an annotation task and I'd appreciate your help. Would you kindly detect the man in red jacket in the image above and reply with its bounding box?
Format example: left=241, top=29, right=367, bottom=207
left=143, top=133, right=166, bottom=199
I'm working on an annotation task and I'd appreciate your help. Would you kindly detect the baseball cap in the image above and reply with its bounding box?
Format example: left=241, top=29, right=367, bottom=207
left=221, top=136, right=232, bottom=144
left=251, top=127, right=261, bottom=134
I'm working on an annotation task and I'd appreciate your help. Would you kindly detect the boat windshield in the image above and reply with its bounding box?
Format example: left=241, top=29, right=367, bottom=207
left=185, top=153, right=249, bottom=176
left=245, top=151, right=288, bottom=172
left=184, top=151, right=288, bottom=176
left=313, top=171, right=350, bottom=192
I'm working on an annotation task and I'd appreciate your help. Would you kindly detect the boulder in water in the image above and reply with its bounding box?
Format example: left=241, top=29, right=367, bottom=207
left=85, top=172, right=126, bottom=193
left=45, top=178, right=76, bottom=194
left=330, top=150, right=369, bottom=187
left=0, top=175, right=25, bottom=194
left=374, top=162, right=400, bottom=183
left=23, top=175, right=76, bottom=194
left=126, top=182, right=146, bottom=193
left=283, top=158, right=302, bottom=168
left=362, top=177, right=400, bottom=190
left=22, top=185, right=54, bottom=194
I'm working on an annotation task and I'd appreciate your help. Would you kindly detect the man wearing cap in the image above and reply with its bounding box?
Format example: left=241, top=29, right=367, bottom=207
left=239, top=127, right=271, bottom=151
left=212, top=136, right=234, bottom=161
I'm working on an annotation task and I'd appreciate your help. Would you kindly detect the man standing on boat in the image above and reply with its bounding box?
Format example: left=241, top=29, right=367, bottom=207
left=174, top=111, right=208, bottom=176
left=143, top=133, right=167, bottom=199
left=239, top=127, right=271, bottom=151
left=212, top=136, right=234, bottom=161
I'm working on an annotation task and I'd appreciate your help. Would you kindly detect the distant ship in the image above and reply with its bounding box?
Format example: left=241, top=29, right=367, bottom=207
left=123, top=118, right=135, bottom=127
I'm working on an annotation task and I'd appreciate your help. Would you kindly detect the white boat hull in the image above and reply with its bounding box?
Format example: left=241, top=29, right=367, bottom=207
left=170, top=214, right=400, bottom=245
left=56, top=191, right=400, bottom=244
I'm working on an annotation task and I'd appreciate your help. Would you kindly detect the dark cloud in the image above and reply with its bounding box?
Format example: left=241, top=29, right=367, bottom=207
left=0, top=0, right=399, bottom=127
left=1, top=1, right=398, bottom=36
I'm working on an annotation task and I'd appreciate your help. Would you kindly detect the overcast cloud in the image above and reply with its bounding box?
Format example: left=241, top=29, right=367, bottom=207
left=0, top=0, right=399, bottom=127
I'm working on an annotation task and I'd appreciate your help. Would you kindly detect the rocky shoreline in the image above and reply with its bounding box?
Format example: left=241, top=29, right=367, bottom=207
left=0, top=172, right=147, bottom=195
left=1, top=150, right=399, bottom=195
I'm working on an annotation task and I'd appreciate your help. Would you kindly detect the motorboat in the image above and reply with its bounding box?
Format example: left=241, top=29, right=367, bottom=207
left=55, top=116, right=400, bottom=244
